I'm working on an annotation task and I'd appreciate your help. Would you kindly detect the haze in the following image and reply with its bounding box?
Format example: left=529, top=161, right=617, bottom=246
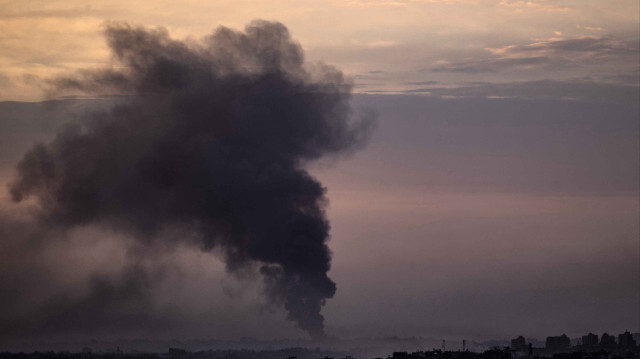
left=0, top=0, right=638, bottom=348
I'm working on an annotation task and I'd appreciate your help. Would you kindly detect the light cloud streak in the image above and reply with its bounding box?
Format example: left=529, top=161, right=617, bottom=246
left=402, top=79, right=639, bottom=104
left=497, top=0, right=572, bottom=12
left=431, top=34, right=639, bottom=74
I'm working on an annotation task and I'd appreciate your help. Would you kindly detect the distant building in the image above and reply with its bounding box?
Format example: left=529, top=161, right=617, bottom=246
left=581, top=333, right=598, bottom=346
left=510, top=336, right=527, bottom=352
left=600, top=333, right=616, bottom=348
left=618, top=331, right=637, bottom=349
left=546, top=334, right=571, bottom=351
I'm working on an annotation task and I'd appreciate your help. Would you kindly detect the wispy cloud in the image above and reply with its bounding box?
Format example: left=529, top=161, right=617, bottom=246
left=331, top=0, right=478, bottom=7
left=433, top=56, right=550, bottom=73
left=404, top=80, right=440, bottom=85
left=497, top=0, right=572, bottom=12
left=401, top=79, right=639, bottom=104
left=432, top=35, right=639, bottom=73
left=577, top=25, right=606, bottom=32
left=489, top=35, right=638, bottom=56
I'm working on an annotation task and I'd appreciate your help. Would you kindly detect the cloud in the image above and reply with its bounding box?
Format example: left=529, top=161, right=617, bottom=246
left=489, top=35, right=639, bottom=56
left=0, top=7, right=97, bottom=20
left=0, top=72, right=11, bottom=87
left=577, top=25, right=605, bottom=32
left=330, top=0, right=478, bottom=7
left=432, top=35, right=639, bottom=73
left=432, top=56, right=550, bottom=73
left=404, top=80, right=440, bottom=85
left=402, top=79, right=639, bottom=104
left=497, top=0, right=572, bottom=12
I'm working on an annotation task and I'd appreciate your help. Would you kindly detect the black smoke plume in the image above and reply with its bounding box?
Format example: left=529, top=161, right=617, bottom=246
left=8, top=20, right=372, bottom=339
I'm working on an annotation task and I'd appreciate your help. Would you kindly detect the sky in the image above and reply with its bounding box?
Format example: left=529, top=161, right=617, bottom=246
left=0, top=0, right=638, bottom=347
left=1, top=0, right=638, bottom=100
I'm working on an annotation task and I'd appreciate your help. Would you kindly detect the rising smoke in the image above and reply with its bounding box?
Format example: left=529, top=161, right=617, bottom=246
left=5, top=20, right=373, bottom=339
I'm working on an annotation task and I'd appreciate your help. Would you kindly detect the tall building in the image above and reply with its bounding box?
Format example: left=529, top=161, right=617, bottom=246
left=582, top=333, right=598, bottom=346
left=600, top=333, right=616, bottom=348
left=546, top=334, right=571, bottom=351
left=511, top=336, right=527, bottom=352
left=618, top=331, right=637, bottom=349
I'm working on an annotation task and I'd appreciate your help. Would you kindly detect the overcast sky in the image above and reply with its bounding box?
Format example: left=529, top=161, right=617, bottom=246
left=0, top=0, right=638, bottom=347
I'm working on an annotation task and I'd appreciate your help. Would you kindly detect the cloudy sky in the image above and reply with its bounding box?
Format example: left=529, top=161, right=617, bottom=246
left=1, top=0, right=638, bottom=100
left=0, top=0, right=638, bottom=347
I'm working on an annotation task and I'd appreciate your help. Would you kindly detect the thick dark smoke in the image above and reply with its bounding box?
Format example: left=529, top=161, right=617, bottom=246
left=7, top=20, right=372, bottom=339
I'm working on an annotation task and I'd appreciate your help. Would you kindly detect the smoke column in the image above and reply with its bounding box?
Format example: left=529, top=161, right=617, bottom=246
left=8, top=20, right=372, bottom=339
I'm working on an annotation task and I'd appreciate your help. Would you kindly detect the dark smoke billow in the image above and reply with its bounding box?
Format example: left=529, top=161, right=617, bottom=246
left=8, top=20, right=373, bottom=339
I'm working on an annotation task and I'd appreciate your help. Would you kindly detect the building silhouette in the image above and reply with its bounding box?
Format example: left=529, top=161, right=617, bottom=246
left=600, top=332, right=616, bottom=349
left=545, top=334, right=570, bottom=351
left=581, top=333, right=598, bottom=346
left=510, top=336, right=527, bottom=352
left=618, top=331, right=637, bottom=349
